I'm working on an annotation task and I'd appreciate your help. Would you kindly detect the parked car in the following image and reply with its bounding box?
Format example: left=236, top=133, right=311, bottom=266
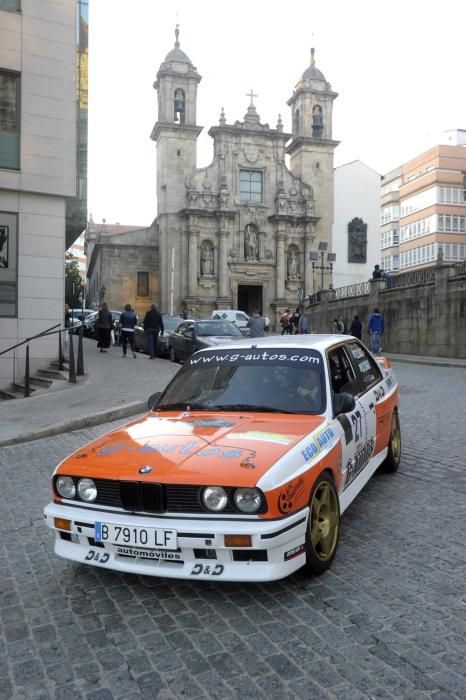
left=83, top=310, right=121, bottom=340
left=68, top=308, right=95, bottom=333
left=44, top=334, right=400, bottom=582
left=134, top=315, right=188, bottom=357
left=169, top=319, right=243, bottom=362
left=211, top=309, right=249, bottom=333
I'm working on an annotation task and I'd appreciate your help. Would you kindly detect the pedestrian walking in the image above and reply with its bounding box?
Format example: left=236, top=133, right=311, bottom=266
left=96, top=302, right=113, bottom=353
left=298, top=312, right=310, bottom=334
left=291, top=307, right=301, bottom=335
left=349, top=315, right=362, bottom=339
left=367, top=308, right=384, bottom=355
left=247, top=309, right=267, bottom=338
left=333, top=317, right=346, bottom=334
left=382, top=269, right=393, bottom=288
left=120, top=303, right=137, bottom=358
left=280, top=309, right=292, bottom=335
left=143, top=304, right=164, bottom=358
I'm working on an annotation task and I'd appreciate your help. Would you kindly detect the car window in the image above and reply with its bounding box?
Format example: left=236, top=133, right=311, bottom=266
left=346, top=341, right=383, bottom=391
left=174, top=322, right=190, bottom=334
left=163, top=317, right=183, bottom=330
left=158, top=347, right=325, bottom=414
left=327, top=346, right=359, bottom=396
left=196, top=321, right=242, bottom=337
left=236, top=313, right=247, bottom=321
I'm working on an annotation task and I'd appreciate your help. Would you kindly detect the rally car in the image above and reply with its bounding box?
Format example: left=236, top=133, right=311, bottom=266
left=44, top=334, right=401, bottom=582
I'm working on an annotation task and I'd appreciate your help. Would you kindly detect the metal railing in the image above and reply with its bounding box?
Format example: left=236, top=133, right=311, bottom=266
left=0, top=324, right=85, bottom=398
left=389, top=268, right=435, bottom=288
left=451, top=260, right=466, bottom=278
left=334, top=281, right=370, bottom=299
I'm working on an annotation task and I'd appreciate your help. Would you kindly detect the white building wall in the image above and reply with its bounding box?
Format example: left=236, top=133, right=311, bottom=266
left=0, top=1, right=76, bottom=387
left=332, top=160, right=381, bottom=288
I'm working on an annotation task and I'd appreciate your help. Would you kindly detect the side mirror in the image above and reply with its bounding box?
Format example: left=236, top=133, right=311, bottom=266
left=147, top=391, right=162, bottom=411
left=333, top=392, right=356, bottom=416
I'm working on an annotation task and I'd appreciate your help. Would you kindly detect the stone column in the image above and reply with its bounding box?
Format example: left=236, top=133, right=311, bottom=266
left=218, top=229, right=228, bottom=298
left=304, top=226, right=314, bottom=295
left=188, top=227, right=199, bottom=297
left=276, top=226, right=286, bottom=299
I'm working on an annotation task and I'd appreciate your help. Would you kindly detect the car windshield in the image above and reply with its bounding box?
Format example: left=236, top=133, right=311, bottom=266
left=196, top=321, right=243, bottom=337
left=157, top=347, right=325, bottom=414
left=164, top=317, right=184, bottom=330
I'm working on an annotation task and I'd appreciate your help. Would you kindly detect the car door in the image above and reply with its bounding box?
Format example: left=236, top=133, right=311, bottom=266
left=326, top=344, right=371, bottom=493
left=177, top=322, right=195, bottom=360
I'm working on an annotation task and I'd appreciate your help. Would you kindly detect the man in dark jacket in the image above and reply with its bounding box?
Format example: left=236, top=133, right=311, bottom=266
left=143, top=304, right=164, bottom=359
left=349, top=315, right=362, bottom=339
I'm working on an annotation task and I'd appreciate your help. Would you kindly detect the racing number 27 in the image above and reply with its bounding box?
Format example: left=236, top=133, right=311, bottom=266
left=351, top=410, right=363, bottom=443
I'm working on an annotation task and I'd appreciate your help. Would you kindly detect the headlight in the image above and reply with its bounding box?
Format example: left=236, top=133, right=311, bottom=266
left=56, top=476, right=76, bottom=499
left=234, top=488, right=262, bottom=514
left=77, top=478, right=97, bottom=502
left=202, top=486, right=228, bottom=512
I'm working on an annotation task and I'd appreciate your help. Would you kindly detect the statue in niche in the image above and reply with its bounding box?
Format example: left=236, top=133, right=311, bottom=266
left=348, top=217, right=368, bottom=263
left=174, top=88, right=185, bottom=124
left=201, top=242, right=214, bottom=275
left=312, top=105, right=323, bottom=138
left=288, top=248, right=300, bottom=280
left=245, top=224, right=259, bottom=260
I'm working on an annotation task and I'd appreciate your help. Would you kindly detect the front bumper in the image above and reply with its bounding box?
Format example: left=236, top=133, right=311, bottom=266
left=43, top=502, right=308, bottom=582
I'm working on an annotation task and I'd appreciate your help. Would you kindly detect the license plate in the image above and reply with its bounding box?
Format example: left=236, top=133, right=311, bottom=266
left=95, top=522, right=177, bottom=549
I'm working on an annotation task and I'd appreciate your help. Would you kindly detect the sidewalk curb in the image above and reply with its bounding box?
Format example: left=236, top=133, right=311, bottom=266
left=386, top=355, right=466, bottom=369
left=0, top=400, right=147, bottom=448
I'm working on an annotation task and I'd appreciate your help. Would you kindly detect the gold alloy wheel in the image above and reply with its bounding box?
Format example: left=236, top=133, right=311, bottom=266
left=309, top=480, right=340, bottom=561
left=390, top=413, right=401, bottom=462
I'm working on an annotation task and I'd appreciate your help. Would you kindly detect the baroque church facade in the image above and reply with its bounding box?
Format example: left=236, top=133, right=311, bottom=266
left=152, top=29, right=339, bottom=324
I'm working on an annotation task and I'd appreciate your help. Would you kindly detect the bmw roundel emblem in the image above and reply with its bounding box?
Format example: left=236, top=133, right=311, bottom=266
left=138, top=466, right=152, bottom=474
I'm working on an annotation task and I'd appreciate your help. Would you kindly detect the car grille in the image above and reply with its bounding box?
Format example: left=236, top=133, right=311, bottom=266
left=57, top=478, right=267, bottom=515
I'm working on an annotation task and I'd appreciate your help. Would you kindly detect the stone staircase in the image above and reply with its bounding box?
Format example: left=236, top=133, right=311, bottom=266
left=0, top=359, right=69, bottom=400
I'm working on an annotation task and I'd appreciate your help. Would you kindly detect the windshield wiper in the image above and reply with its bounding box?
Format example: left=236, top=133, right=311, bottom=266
left=209, top=404, right=295, bottom=414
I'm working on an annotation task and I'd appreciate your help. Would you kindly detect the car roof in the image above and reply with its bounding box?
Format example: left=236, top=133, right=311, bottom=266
left=191, top=333, right=348, bottom=353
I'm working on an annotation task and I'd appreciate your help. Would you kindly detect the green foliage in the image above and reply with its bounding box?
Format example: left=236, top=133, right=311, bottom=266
left=65, top=253, right=83, bottom=307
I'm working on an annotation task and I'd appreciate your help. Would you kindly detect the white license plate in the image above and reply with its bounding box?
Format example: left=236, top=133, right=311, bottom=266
left=95, top=522, right=177, bottom=549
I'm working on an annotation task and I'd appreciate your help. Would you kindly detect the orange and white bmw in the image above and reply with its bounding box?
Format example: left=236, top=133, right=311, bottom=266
left=44, top=335, right=401, bottom=582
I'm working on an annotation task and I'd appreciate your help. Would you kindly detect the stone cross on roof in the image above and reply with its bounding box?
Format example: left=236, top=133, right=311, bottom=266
left=246, top=89, right=258, bottom=107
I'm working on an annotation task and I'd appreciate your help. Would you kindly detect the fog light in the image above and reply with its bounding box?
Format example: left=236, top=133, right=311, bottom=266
left=224, top=534, right=251, bottom=547
left=54, top=518, right=71, bottom=531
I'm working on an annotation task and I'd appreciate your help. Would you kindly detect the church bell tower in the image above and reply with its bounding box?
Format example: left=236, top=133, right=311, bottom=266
left=287, top=49, right=339, bottom=253
left=151, top=26, right=202, bottom=214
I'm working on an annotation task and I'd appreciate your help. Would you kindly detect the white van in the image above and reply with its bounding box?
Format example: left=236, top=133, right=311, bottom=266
left=211, top=309, right=249, bottom=333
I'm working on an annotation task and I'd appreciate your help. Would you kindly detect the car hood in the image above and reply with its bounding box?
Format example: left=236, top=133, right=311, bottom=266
left=58, top=411, right=325, bottom=487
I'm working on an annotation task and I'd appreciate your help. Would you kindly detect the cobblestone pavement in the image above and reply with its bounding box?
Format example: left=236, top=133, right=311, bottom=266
left=1, top=362, right=465, bottom=699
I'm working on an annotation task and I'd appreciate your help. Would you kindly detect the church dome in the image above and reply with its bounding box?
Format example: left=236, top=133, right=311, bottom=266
left=301, top=48, right=327, bottom=85
left=163, top=46, right=192, bottom=65
left=159, top=26, right=196, bottom=72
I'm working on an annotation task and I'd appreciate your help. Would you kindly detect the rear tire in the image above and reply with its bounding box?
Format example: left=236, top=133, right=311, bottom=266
left=382, top=410, right=401, bottom=472
left=303, top=472, right=340, bottom=576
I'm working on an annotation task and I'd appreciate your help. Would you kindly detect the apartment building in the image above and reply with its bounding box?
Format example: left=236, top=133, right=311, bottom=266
left=381, top=132, right=466, bottom=272
left=0, top=0, right=77, bottom=387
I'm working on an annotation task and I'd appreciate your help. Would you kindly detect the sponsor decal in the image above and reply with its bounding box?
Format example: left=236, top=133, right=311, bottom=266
left=278, top=477, right=305, bottom=513
left=284, top=544, right=305, bottom=561
left=96, top=441, right=248, bottom=460
left=373, top=386, right=386, bottom=402
left=386, top=376, right=393, bottom=389
left=358, top=359, right=371, bottom=373
left=184, top=419, right=234, bottom=428
left=116, top=547, right=182, bottom=561
left=378, top=412, right=391, bottom=425
left=301, top=427, right=335, bottom=462
left=190, top=563, right=224, bottom=576
left=85, top=550, right=110, bottom=564
left=337, top=414, right=353, bottom=445
left=229, top=431, right=292, bottom=445
left=344, top=438, right=375, bottom=490
left=350, top=345, right=366, bottom=360
left=188, top=349, right=321, bottom=367
left=138, top=466, right=152, bottom=474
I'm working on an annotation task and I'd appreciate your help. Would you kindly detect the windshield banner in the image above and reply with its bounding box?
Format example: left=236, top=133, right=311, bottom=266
left=188, top=349, right=321, bottom=367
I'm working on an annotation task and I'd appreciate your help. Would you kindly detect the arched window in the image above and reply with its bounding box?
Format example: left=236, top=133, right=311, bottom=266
left=312, top=105, right=323, bottom=137
left=174, top=88, right=185, bottom=124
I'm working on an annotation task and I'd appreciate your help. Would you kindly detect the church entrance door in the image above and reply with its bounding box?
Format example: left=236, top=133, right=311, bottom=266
left=237, top=285, right=262, bottom=315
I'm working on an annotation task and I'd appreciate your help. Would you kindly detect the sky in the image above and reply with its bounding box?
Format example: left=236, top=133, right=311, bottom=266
left=87, top=0, right=466, bottom=227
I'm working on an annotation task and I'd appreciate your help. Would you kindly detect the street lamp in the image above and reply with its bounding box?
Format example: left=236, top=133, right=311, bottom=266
left=310, top=242, right=336, bottom=291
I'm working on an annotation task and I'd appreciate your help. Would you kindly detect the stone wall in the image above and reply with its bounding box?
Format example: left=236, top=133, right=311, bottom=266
left=306, top=264, right=466, bottom=358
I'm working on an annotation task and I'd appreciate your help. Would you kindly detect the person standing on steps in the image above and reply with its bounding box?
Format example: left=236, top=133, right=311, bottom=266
left=120, top=304, right=138, bottom=358
left=143, top=304, right=164, bottom=359
left=96, top=302, right=113, bottom=353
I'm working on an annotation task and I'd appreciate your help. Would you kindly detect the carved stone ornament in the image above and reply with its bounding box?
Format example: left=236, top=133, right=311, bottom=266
left=243, top=145, right=258, bottom=164
left=348, top=217, right=368, bottom=263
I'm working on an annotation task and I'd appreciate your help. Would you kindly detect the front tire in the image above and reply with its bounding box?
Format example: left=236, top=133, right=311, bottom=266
left=382, top=410, right=401, bottom=472
left=303, top=472, right=340, bottom=576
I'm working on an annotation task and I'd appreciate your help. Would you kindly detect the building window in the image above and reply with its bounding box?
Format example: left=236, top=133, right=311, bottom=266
left=240, top=170, right=263, bottom=202
left=0, top=0, right=21, bottom=10
left=0, top=71, right=20, bottom=169
left=0, top=212, right=18, bottom=317
left=137, top=271, right=149, bottom=297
